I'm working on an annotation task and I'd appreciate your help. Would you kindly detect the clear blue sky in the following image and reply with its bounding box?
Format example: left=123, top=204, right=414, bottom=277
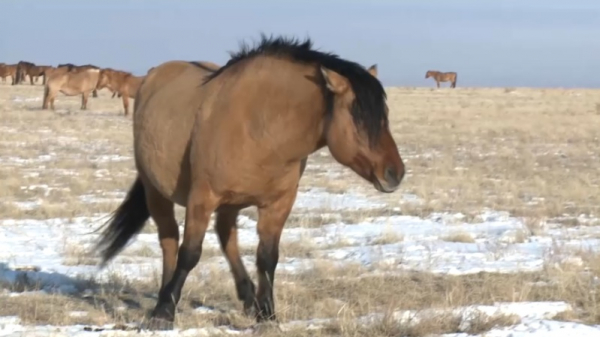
left=1, top=0, right=599, bottom=88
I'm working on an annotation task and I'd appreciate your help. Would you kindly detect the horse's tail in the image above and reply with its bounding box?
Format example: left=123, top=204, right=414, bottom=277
left=94, top=176, right=150, bottom=267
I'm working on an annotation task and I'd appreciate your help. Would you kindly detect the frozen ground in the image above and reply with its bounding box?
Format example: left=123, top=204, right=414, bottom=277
left=1, top=193, right=600, bottom=335
left=2, top=85, right=600, bottom=335
left=2, top=205, right=600, bottom=289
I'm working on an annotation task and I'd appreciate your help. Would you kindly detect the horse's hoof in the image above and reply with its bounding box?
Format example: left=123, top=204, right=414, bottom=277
left=243, top=303, right=257, bottom=318
left=139, top=317, right=174, bottom=331
left=254, top=301, right=277, bottom=322
left=251, top=320, right=282, bottom=334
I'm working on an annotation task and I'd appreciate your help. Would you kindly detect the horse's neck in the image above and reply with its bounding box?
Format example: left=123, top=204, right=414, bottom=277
left=240, top=101, right=326, bottom=164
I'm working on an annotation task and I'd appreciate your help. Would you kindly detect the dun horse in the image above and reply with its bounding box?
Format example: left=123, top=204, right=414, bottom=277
left=57, top=63, right=101, bottom=97
left=425, top=70, right=457, bottom=88
left=95, top=68, right=147, bottom=116
left=0, top=64, right=17, bottom=83
left=93, top=35, right=405, bottom=329
left=42, top=67, right=100, bottom=110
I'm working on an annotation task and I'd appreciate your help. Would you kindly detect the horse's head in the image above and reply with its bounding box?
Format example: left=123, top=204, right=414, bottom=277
left=320, top=64, right=404, bottom=193
left=96, top=69, right=112, bottom=90
left=425, top=70, right=433, bottom=79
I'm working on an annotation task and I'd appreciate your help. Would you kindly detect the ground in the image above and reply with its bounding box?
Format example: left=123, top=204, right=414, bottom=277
left=1, top=79, right=600, bottom=336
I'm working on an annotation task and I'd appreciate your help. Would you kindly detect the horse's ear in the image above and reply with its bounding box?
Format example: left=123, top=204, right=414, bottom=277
left=320, top=66, right=348, bottom=94
left=367, top=64, right=378, bottom=78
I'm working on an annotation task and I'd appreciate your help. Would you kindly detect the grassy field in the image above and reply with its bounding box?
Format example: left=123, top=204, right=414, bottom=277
left=1, top=79, right=600, bottom=336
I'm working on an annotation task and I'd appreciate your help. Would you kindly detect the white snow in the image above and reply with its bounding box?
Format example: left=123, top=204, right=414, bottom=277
left=0, top=301, right=596, bottom=336
left=1, top=184, right=600, bottom=335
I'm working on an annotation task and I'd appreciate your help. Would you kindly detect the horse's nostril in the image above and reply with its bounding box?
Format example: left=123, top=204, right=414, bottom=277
left=384, top=166, right=399, bottom=186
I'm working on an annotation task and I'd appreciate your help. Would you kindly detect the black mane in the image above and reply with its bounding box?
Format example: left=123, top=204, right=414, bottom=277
left=204, top=34, right=388, bottom=145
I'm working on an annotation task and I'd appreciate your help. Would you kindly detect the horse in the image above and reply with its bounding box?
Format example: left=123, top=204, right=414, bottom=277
left=25, top=65, right=53, bottom=85
left=57, top=63, right=100, bottom=72
left=12, top=61, right=35, bottom=85
left=93, top=35, right=405, bottom=330
left=95, top=68, right=149, bottom=116
left=56, top=63, right=101, bottom=97
left=0, top=64, right=17, bottom=83
left=42, top=67, right=100, bottom=110
left=425, top=70, right=457, bottom=88
left=95, top=68, right=121, bottom=99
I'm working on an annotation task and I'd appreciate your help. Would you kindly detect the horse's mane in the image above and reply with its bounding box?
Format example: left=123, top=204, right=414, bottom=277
left=203, top=33, right=388, bottom=145
left=189, top=61, right=218, bottom=73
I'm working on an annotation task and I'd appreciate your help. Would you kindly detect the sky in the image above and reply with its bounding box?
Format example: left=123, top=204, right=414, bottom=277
left=1, top=0, right=599, bottom=88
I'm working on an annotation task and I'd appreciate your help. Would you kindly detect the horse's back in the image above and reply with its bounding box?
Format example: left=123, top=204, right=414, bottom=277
left=134, top=60, right=216, bottom=205
left=49, top=68, right=99, bottom=95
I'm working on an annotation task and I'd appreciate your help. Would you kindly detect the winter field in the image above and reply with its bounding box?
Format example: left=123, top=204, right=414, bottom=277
left=1, top=80, right=600, bottom=336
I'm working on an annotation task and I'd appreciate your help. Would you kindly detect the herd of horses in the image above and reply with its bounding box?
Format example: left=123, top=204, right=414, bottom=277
left=0, top=60, right=457, bottom=118
left=0, top=34, right=466, bottom=330
left=0, top=61, right=148, bottom=115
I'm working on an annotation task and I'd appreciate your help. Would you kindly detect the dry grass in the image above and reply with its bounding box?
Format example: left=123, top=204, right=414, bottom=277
left=441, top=231, right=476, bottom=243
left=2, top=85, right=599, bottom=222
left=2, top=254, right=600, bottom=335
left=305, top=86, right=600, bottom=221
left=2, top=83, right=600, bottom=335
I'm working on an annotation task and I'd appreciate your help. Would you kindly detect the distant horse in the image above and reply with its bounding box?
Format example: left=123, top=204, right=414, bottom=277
left=93, top=35, right=405, bottom=330
left=12, top=61, right=35, bottom=85
left=57, top=63, right=101, bottom=97
left=0, top=64, right=17, bottom=83
left=95, top=68, right=149, bottom=116
left=57, top=63, right=99, bottom=72
left=95, top=68, right=121, bottom=99
left=25, top=65, right=53, bottom=85
left=42, top=67, right=100, bottom=110
left=425, top=70, right=457, bottom=88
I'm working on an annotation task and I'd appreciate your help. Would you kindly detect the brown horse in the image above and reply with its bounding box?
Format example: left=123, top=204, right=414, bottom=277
left=425, top=70, right=457, bottom=88
left=26, top=65, right=53, bottom=85
left=95, top=68, right=121, bottom=99
left=13, top=61, right=35, bottom=85
left=93, top=35, right=404, bottom=329
left=57, top=63, right=101, bottom=97
left=0, top=64, right=17, bottom=83
left=95, top=68, right=148, bottom=116
left=42, top=67, right=100, bottom=110
left=57, top=63, right=100, bottom=72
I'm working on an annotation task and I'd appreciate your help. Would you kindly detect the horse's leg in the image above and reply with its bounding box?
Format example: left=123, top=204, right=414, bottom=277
left=215, top=208, right=256, bottom=315
left=254, top=188, right=298, bottom=322
left=42, top=86, right=50, bottom=110
left=92, top=88, right=98, bottom=98
left=49, top=91, right=56, bottom=110
left=144, top=182, right=179, bottom=292
left=148, top=184, right=217, bottom=328
left=112, top=91, right=117, bottom=98
left=122, top=92, right=130, bottom=116
left=81, top=92, right=89, bottom=110
left=436, top=80, right=440, bottom=88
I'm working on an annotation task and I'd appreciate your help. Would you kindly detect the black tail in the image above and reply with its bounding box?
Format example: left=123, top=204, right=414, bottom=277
left=94, top=176, right=150, bottom=267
